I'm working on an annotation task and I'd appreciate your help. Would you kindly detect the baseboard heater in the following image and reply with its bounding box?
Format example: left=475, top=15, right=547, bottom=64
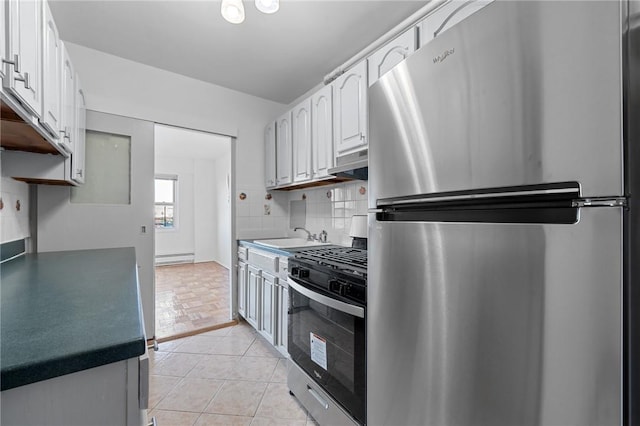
left=155, top=253, right=195, bottom=265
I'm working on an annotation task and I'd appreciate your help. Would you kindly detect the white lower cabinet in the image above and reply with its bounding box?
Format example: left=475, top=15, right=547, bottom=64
left=1, top=354, right=148, bottom=426
left=275, top=282, right=288, bottom=356
left=259, top=271, right=277, bottom=344
left=237, top=260, right=248, bottom=318
left=238, top=244, right=290, bottom=356
left=246, top=265, right=261, bottom=329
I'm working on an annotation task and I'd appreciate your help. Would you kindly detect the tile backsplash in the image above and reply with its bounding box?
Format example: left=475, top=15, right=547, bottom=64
left=0, top=177, right=30, bottom=244
left=235, top=180, right=368, bottom=246
left=286, top=181, right=368, bottom=247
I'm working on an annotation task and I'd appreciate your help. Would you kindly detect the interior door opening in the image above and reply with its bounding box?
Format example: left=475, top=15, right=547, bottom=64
left=153, top=123, right=234, bottom=341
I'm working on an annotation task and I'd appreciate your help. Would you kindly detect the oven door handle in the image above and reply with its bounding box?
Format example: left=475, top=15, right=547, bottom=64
left=288, top=279, right=365, bottom=318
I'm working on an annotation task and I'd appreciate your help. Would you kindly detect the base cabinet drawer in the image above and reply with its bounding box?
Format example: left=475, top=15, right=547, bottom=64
left=287, top=361, right=359, bottom=426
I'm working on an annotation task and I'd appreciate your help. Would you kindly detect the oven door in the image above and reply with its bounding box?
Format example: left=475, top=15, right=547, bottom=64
left=287, top=278, right=366, bottom=425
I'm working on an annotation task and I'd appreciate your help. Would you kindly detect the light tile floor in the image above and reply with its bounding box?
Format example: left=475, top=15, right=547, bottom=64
left=155, top=262, right=231, bottom=339
left=150, top=320, right=318, bottom=426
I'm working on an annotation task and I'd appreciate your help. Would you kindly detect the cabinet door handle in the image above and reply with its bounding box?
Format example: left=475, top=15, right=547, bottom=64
left=15, top=71, right=30, bottom=90
left=3, top=54, right=20, bottom=73
left=76, top=169, right=83, bottom=177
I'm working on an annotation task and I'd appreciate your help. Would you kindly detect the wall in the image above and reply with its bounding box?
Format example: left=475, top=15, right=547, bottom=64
left=286, top=180, right=368, bottom=246
left=60, top=43, right=287, bottom=236
left=235, top=184, right=290, bottom=240
left=0, top=176, right=30, bottom=244
left=194, top=158, right=217, bottom=264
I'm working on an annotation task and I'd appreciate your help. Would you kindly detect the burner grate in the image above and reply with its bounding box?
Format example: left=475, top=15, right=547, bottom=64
left=294, top=247, right=367, bottom=273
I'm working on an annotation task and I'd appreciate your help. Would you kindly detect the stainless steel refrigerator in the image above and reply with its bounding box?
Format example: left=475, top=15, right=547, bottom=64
left=367, top=1, right=640, bottom=425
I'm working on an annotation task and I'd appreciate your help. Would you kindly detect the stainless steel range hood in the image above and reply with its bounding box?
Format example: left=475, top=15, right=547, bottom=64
left=328, top=149, right=368, bottom=180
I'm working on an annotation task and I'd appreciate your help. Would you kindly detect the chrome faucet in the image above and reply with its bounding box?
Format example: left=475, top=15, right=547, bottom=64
left=294, top=227, right=314, bottom=241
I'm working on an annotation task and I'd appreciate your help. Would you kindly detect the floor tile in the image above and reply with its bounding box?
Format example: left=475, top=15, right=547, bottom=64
left=195, top=413, right=253, bottom=426
left=245, top=338, right=283, bottom=358
left=229, top=356, right=279, bottom=382
left=149, top=374, right=180, bottom=409
left=153, top=352, right=206, bottom=377
left=149, top=409, right=200, bottom=426
left=202, top=335, right=255, bottom=356
left=250, top=417, right=307, bottom=426
left=204, top=380, right=268, bottom=417
left=156, top=377, right=224, bottom=412
left=187, top=354, right=241, bottom=380
left=255, top=383, right=308, bottom=420
left=269, top=359, right=288, bottom=383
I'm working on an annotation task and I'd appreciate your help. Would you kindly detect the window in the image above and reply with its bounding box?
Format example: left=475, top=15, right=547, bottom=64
left=155, top=176, right=177, bottom=228
left=71, top=131, right=131, bottom=204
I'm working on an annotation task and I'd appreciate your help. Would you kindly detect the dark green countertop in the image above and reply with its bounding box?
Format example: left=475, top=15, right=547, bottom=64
left=1, top=247, right=146, bottom=391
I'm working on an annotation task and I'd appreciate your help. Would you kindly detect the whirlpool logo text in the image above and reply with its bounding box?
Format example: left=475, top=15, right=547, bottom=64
left=433, top=48, right=455, bottom=64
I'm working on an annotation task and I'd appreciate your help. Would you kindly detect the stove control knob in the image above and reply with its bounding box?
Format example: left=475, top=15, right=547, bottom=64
left=339, top=283, right=351, bottom=297
left=290, top=267, right=299, bottom=276
left=299, top=269, right=310, bottom=278
left=329, top=279, right=340, bottom=293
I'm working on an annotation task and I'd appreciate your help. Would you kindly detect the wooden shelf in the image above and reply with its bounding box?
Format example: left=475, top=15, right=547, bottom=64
left=1, top=100, right=61, bottom=155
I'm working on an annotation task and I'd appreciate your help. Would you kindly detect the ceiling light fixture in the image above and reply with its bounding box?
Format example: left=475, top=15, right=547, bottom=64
left=221, top=0, right=245, bottom=24
left=255, top=0, right=279, bottom=14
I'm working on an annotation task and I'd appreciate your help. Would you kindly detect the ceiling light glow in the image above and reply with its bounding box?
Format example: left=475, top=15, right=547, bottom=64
left=255, top=0, right=279, bottom=14
left=221, top=0, right=245, bottom=24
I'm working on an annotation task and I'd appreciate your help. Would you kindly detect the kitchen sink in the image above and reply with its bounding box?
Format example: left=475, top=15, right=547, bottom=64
left=253, top=238, right=332, bottom=249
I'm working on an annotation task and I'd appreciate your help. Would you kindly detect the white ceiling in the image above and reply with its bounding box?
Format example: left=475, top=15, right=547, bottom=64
left=48, top=0, right=428, bottom=104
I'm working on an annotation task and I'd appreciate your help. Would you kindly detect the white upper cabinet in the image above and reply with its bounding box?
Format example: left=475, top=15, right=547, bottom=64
left=41, top=0, right=61, bottom=139
left=368, top=28, right=417, bottom=86
left=333, top=60, right=368, bottom=158
left=276, top=111, right=293, bottom=186
left=1, top=1, right=6, bottom=82
left=418, top=0, right=494, bottom=47
left=59, top=42, right=75, bottom=154
left=292, top=98, right=312, bottom=183
left=311, top=84, right=333, bottom=179
left=72, top=75, right=86, bottom=184
left=4, top=0, right=43, bottom=117
left=265, top=121, right=277, bottom=189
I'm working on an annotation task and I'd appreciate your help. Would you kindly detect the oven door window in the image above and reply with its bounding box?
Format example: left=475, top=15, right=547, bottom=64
left=288, top=283, right=365, bottom=423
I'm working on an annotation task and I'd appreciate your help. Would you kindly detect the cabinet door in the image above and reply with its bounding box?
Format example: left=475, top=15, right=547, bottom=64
left=368, top=28, right=416, bottom=86
left=246, top=265, right=260, bottom=329
left=1, top=0, right=7, bottom=82
left=237, top=261, right=248, bottom=318
left=5, top=0, right=42, bottom=117
left=276, top=112, right=292, bottom=186
left=41, top=1, right=61, bottom=139
left=260, top=272, right=277, bottom=344
left=59, top=43, right=75, bottom=155
left=333, top=60, right=368, bottom=157
left=311, top=84, right=333, bottom=179
left=418, top=0, right=494, bottom=47
left=292, top=99, right=312, bottom=183
left=265, top=121, right=277, bottom=189
left=275, top=283, right=288, bottom=356
left=72, top=77, right=86, bottom=184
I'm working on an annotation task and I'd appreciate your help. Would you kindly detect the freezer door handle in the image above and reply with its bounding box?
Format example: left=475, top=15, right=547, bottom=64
left=572, top=197, right=626, bottom=208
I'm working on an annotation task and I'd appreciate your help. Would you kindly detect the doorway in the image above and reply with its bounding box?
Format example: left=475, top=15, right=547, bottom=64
left=153, top=124, right=233, bottom=340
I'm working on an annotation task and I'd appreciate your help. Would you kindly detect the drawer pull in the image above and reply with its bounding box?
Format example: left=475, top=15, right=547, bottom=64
left=307, top=384, right=329, bottom=410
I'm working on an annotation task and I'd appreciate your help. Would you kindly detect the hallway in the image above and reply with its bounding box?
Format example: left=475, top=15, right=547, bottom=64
left=155, top=262, right=231, bottom=339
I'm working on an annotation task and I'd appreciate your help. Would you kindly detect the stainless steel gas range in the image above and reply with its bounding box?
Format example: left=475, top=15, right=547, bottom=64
left=286, top=246, right=367, bottom=426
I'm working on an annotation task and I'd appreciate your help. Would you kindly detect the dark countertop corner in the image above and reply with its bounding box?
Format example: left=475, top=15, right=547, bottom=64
left=0, top=247, right=146, bottom=391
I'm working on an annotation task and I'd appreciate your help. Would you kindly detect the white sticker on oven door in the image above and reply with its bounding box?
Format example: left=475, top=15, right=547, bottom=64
left=310, top=332, right=328, bottom=370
